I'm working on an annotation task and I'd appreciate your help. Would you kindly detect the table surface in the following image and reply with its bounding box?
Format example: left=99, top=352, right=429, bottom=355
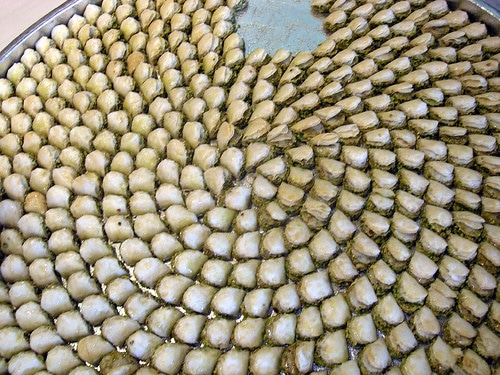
left=0, top=0, right=68, bottom=53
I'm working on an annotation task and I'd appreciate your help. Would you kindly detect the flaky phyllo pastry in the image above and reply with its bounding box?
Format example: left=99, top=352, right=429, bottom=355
left=0, top=0, right=499, bottom=373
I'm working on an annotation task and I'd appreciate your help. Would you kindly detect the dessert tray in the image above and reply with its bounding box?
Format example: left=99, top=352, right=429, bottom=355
left=0, top=0, right=499, bottom=374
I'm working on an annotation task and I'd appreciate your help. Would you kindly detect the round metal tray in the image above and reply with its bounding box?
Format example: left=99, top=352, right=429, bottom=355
left=0, top=0, right=499, bottom=374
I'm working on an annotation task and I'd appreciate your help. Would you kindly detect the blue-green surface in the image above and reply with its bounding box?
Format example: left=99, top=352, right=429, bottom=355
left=235, top=0, right=328, bottom=56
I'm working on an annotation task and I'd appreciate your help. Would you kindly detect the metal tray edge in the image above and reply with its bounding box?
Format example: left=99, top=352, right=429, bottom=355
left=0, top=0, right=100, bottom=78
left=448, top=0, right=500, bottom=35
left=0, top=0, right=498, bottom=78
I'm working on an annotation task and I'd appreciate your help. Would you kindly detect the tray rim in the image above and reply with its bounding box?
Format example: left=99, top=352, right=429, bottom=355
left=0, top=0, right=499, bottom=79
left=448, top=0, right=500, bottom=34
left=0, top=0, right=98, bottom=78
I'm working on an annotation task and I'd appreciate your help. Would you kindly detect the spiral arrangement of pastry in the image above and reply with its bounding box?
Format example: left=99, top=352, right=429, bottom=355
left=0, top=0, right=499, bottom=373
